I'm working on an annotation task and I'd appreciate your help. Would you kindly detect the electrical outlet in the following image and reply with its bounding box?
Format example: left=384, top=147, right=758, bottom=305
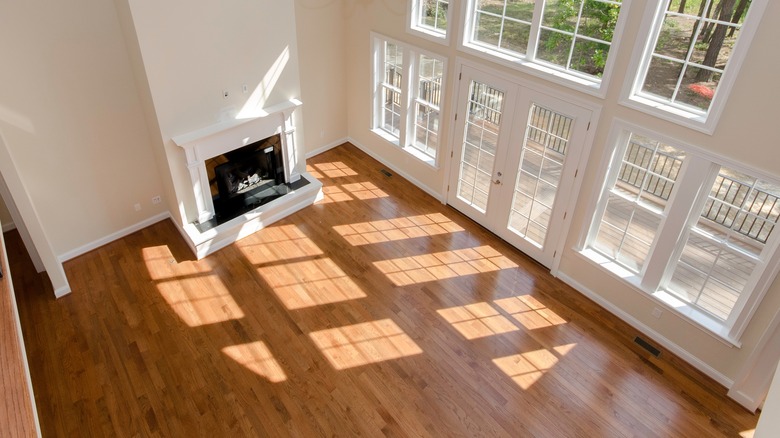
left=134, top=203, right=141, bottom=212
left=152, top=195, right=162, bottom=205
left=222, top=89, right=229, bottom=99
left=651, top=307, right=663, bottom=319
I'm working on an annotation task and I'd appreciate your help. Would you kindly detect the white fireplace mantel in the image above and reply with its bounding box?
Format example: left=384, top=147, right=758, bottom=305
left=172, top=99, right=302, bottom=224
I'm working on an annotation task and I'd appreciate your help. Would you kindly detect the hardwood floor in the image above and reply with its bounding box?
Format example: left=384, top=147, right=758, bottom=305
left=10, top=143, right=758, bottom=437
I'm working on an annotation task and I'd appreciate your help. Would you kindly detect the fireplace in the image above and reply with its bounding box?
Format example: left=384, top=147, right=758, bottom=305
left=172, top=99, right=322, bottom=259
left=206, top=134, right=285, bottom=222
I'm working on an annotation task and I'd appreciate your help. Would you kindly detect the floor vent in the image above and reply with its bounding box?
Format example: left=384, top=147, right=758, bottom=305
left=634, top=336, right=661, bottom=357
left=381, top=169, right=392, bottom=177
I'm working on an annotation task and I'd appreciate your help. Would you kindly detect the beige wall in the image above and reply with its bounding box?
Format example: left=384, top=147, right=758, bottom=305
left=294, top=0, right=349, bottom=154
left=0, top=0, right=166, bottom=256
left=756, top=360, right=780, bottom=436
left=339, top=1, right=780, bottom=384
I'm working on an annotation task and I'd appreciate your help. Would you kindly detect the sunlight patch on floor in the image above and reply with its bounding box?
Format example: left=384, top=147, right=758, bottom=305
left=341, top=182, right=388, bottom=200
left=257, top=257, right=366, bottom=309
left=493, top=344, right=576, bottom=390
left=222, top=341, right=287, bottom=382
left=309, top=319, right=422, bottom=370
left=494, top=295, right=567, bottom=330
left=142, top=245, right=194, bottom=281
left=374, top=245, right=518, bottom=286
left=438, top=302, right=519, bottom=339
left=318, top=185, right=354, bottom=204
left=156, top=276, right=244, bottom=327
left=307, top=161, right=359, bottom=179
left=739, top=429, right=755, bottom=438
left=333, top=213, right=464, bottom=246
left=237, top=224, right=323, bottom=264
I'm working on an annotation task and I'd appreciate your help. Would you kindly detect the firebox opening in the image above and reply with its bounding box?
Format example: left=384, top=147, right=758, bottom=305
left=196, top=134, right=309, bottom=232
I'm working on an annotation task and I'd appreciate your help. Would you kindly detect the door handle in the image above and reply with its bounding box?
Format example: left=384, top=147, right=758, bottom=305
left=493, top=179, right=501, bottom=185
left=493, top=171, right=502, bottom=184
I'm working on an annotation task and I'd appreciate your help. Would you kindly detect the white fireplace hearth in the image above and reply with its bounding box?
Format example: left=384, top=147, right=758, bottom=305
left=172, top=99, right=322, bottom=259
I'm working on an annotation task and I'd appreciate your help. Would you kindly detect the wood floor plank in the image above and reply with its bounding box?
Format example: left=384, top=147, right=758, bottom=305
left=8, top=142, right=759, bottom=437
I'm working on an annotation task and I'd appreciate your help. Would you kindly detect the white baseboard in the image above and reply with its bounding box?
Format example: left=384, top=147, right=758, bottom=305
left=2, top=221, right=16, bottom=233
left=556, top=271, right=734, bottom=389
left=305, top=137, right=349, bottom=159
left=54, top=284, right=72, bottom=298
left=728, top=389, right=763, bottom=413
left=58, top=212, right=171, bottom=262
left=346, top=137, right=446, bottom=203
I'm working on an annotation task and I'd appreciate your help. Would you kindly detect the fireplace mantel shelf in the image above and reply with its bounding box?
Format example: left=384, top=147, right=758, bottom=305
left=172, top=98, right=302, bottom=147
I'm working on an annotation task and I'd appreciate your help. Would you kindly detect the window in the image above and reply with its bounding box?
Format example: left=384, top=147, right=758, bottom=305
left=379, top=42, right=404, bottom=138
left=668, top=168, right=780, bottom=322
left=463, top=0, right=625, bottom=91
left=412, top=55, right=445, bottom=158
left=409, top=0, right=450, bottom=42
left=591, top=133, right=686, bottom=273
left=624, top=0, right=768, bottom=132
left=584, top=124, right=780, bottom=343
left=372, top=35, right=447, bottom=165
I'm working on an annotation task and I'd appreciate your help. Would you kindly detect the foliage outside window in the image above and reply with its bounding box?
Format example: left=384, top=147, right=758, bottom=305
left=372, top=35, right=447, bottom=164
left=466, top=0, right=623, bottom=82
left=585, top=126, right=780, bottom=340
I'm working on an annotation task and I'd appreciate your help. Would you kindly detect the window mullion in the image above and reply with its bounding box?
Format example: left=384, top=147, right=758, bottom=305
left=400, top=50, right=415, bottom=148
left=526, top=0, right=545, bottom=60
left=640, top=156, right=715, bottom=290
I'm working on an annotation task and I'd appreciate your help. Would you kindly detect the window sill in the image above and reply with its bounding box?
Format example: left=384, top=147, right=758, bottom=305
left=578, top=248, right=742, bottom=348
left=620, top=94, right=714, bottom=135
left=371, top=128, right=400, bottom=147
left=371, top=129, right=439, bottom=169
left=401, top=145, right=437, bottom=169
left=458, top=42, right=606, bottom=98
left=407, top=25, right=449, bottom=46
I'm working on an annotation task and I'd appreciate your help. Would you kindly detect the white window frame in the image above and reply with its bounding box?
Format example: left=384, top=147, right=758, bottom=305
left=371, top=33, right=448, bottom=167
left=408, top=0, right=452, bottom=45
left=458, top=0, right=631, bottom=97
left=580, top=119, right=780, bottom=346
left=620, top=0, right=770, bottom=134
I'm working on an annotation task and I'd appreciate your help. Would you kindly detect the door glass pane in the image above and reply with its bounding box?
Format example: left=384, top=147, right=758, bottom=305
left=508, top=104, right=573, bottom=247
left=457, top=81, right=505, bottom=212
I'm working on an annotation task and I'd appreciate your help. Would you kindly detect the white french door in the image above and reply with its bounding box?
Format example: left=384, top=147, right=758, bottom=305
left=448, top=65, right=592, bottom=269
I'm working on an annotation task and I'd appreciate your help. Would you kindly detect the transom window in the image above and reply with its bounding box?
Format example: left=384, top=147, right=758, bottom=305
left=372, top=34, right=447, bottom=165
left=584, top=124, right=780, bottom=342
left=625, top=0, right=767, bottom=132
left=464, top=0, right=624, bottom=88
left=409, top=0, right=451, bottom=42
